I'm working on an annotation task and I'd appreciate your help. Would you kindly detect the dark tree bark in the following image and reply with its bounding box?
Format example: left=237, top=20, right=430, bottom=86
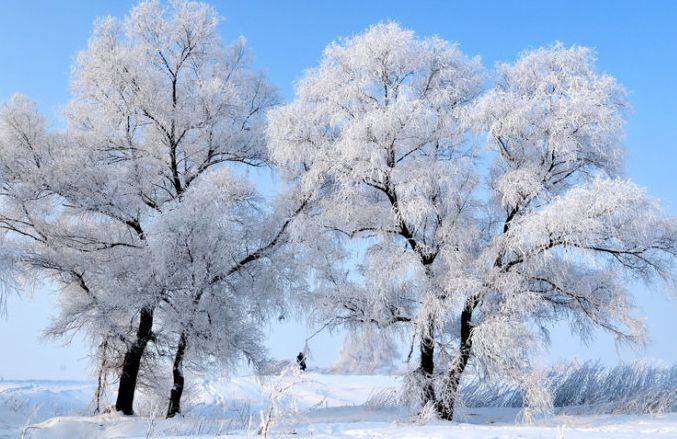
left=379, top=163, right=443, bottom=409
left=437, top=295, right=478, bottom=420
left=435, top=215, right=511, bottom=420
left=419, top=317, right=437, bottom=406
left=166, top=332, right=187, bottom=418
left=115, top=306, right=154, bottom=415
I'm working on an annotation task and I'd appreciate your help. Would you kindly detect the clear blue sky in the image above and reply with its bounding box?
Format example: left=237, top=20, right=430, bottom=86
left=0, top=0, right=675, bottom=380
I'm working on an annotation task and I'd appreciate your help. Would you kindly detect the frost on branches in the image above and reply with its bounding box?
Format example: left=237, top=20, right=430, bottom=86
left=434, top=44, right=675, bottom=420
left=269, top=26, right=676, bottom=420
left=0, top=0, right=309, bottom=418
left=0, top=1, right=675, bottom=425
left=332, top=328, right=401, bottom=374
left=267, top=22, right=484, bottom=413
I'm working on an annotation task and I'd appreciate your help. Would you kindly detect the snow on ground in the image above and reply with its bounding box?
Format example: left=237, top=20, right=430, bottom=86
left=0, top=380, right=93, bottom=438
left=1, top=373, right=675, bottom=438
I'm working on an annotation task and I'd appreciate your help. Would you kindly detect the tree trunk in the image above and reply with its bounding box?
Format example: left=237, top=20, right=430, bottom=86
left=419, top=317, right=437, bottom=407
left=93, top=338, right=110, bottom=414
left=437, top=296, right=478, bottom=420
left=166, top=332, right=187, bottom=418
left=115, top=306, right=154, bottom=415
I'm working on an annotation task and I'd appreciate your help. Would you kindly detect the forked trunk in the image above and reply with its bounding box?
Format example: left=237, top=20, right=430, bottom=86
left=419, top=317, right=437, bottom=406
left=437, top=296, right=477, bottom=420
left=115, top=306, right=154, bottom=415
left=166, top=332, right=187, bottom=418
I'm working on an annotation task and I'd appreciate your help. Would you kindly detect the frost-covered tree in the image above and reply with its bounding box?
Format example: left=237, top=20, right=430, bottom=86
left=0, top=237, right=20, bottom=316
left=268, top=22, right=484, bottom=408
left=0, top=0, right=279, bottom=416
left=150, top=175, right=309, bottom=417
left=269, top=26, right=676, bottom=421
left=332, top=327, right=401, bottom=374
left=435, top=44, right=676, bottom=420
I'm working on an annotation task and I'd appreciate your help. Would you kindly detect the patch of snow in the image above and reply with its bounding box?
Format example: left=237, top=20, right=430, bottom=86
left=2, top=374, right=675, bottom=438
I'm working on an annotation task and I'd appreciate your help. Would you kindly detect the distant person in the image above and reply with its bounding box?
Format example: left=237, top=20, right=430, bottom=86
left=296, top=352, right=307, bottom=371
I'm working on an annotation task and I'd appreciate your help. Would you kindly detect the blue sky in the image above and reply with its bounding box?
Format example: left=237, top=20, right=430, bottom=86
left=0, top=0, right=675, bottom=380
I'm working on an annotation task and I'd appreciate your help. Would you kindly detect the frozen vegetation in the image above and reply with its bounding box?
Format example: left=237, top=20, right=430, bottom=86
left=0, top=0, right=674, bottom=437
left=1, top=362, right=675, bottom=438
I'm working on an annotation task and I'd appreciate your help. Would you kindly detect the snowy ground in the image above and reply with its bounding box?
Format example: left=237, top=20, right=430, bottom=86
left=2, top=373, right=675, bottom=438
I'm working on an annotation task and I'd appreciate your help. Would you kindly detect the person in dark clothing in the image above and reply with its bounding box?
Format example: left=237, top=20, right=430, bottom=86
left=296, top=352, right=307, bottom=371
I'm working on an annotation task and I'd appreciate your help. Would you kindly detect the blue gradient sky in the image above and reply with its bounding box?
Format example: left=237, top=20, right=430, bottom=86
left=0, top=0, right=675, bottom=380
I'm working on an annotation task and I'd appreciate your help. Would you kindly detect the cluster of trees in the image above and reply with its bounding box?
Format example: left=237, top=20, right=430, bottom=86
left=0, top=0, right=674, bottom=421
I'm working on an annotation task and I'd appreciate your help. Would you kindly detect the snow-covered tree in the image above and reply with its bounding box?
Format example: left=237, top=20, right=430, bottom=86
left=267, top=22, right=484, bottom=409
left=149, top=173, right=309, bottom=417
left=0, top=0, right=281, bottom=416
left=2, top=3, right=674, bottom=424
left=434, top=44, right=677, bottom=420
left=268, top=25, right=676, bottom=420
left=332, top=327, right=401, bottom=374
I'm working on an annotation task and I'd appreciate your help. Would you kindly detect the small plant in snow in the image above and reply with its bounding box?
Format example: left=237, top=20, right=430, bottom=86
left=257, top=365, right=307, bottom=436
left=364, top=387, right=401, bottom=409
left=144, top=403, right=160, bottom=439
left=18, top=404, right=43, bottom=439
